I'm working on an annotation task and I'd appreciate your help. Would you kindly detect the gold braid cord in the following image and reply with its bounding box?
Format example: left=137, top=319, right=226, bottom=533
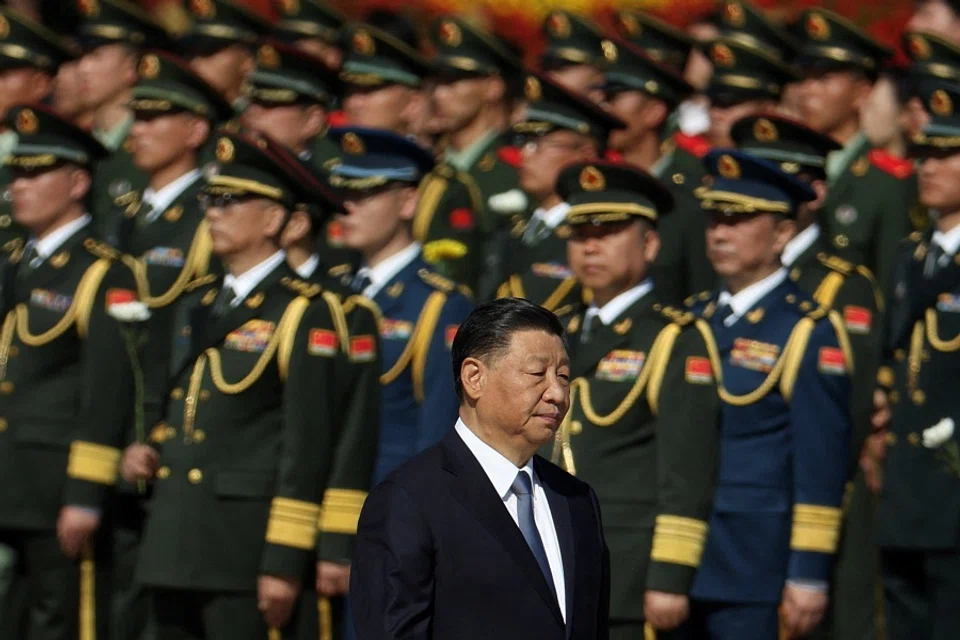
left=411, top=293, right=447, bottom=403
left=812, top=271, right=845, bottom=309
left=542, top=277, right=577, bottom=313
left=413, top=173, right=447, bottom=243
left=380, top=291, right=446, bottom=388
left=125, top=219, right=212, bottom=308
left=79, top=543, right=95, bottom=640
left=343, top=295, right=384, bottom=328
left=926, top=308, right=960, bottom=352
left=16, top=259, right=111, bottom=346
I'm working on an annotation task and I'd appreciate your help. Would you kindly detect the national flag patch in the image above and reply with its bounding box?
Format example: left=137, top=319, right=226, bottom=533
left=937, top=293, right=960, bottom=313
left=596, top=350, right=645, bottom=382
left=449, top=208, right=474, bottom=230
left=685, top=357, right=713, bottom=384
left=326, top=220, right=345, bottom=248
left=818, top=347, right=846, bottom=375
left=350, top=335, right=376, bottom=362
left=31, top=288, right=73, bottom=313
left=843, top=306, right=872, bottom=334
left=730, top=338, right=780, bottom=373
left=106, top=288, right=136, bottom=307
left=531, top=262, right=572, bottom=280
left=224, top=319, right=275, bottom=353
left=445, top=325, right=459, bottom=349
left=308, top=329, right=338, bottom=356
left=380, top=318, right=413, bottom=340
left=143, top=246, right=185, bottom=267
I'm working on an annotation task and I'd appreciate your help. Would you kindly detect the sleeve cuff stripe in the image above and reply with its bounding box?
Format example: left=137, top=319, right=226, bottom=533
left=791, top=525, right=839, bottom=554
left=67, top=442, right=121, bottom=485
left=654, top=515, right=708, bottom=535
left=322, top=488, right=367, bottom=508
left=794, top=504, right=842, bottom=525
left=265, top=520, right=317, bottom=550
left=650, top=537, right=705, bottom=567
left=318, top=509, right=361, bottom=535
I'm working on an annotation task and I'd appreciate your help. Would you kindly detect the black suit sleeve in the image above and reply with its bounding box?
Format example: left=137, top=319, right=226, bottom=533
left=350, top=480, right=435, bottom=640
left=589, top=486, right=611, bottom=640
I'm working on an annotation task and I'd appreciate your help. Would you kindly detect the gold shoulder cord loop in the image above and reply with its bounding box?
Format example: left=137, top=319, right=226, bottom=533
left=812, top=271, right=845, bottom=308
left=926, top=308, right=960, bottom=352
left=16, top=258, right=111, bottom=346
left=411, top=292, right=448, bottom=403
left=128, top=219, right=212, bottom=308
left=342, top=295, right=383, bottom=328
left=379, top=291, right=446, bottom=387
left=542, top=277, right=577, bottom=312
left=413, top=173, right=447, bottom=243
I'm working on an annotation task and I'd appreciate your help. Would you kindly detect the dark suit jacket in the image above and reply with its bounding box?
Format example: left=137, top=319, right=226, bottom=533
left=350, top=429, right=610, bottom=640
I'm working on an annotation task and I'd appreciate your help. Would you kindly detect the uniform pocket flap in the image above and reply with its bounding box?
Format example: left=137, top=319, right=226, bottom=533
left=214, top=471, right=275, bottom=498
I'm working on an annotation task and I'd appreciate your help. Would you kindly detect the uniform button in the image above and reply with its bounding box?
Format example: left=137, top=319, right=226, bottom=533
left=571, top=420, right=583, bottom=435
left=894, top=350, right=905, bottom=362
left=889, top=391, right=900, bottom=404
left=885, top=432, right=897, bottom=446
left=834, top=234, right=850, bottom=248
left=156, top=466, right=170, bottom=480
left=912, top=390, right=926, bottom=405
left=166, top=427, right=176, bottom=439
left=187, top=468, right=203, bottom=484
left=0, top=418, right=7, bottom=432
left=672, top=173, right=685, bottom=185
left=199, top=390, right=211, bottom=401
left=0, top=381, right=14, bottom=395
left=786, top=294, right=797, bottom=304
left=170, top=388, right=184, bottom=400
left=192, top=430, right=206, bottom=443
left=907, top=432, right=921, bottom=446
left=0, top=215, right=10, bottom=228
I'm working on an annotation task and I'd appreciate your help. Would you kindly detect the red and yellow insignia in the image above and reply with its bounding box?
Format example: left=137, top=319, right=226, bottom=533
left=805, top=12, right=830, bottom=41
left=449, top=208, right=474, bottom=230
left=931, top=89, right=953, bottom=117
left=580, top=165, right=605, bottom=191
left=138, top=54, right=160, bottom=79
left=601, top=39, right=618, bottom=62
left=546, top=12, right=571, bottom=38
left=438, top=20, right=461, bottom=47
left=349, top=335, right=376, bottom=362
left=280, top=0, right=299, bottom=15
left=717, top=154, right=741, bottom=180
left=754, top=118, right=778, bottom=142
left=818, top=346, right=846, bottom=375
left=907, top=34, right=931, bottom=60
left=258, top=45, right=280, bottom=69
left=685, top=357, right=713, bottom=384
left=106, top=288, right=137, bottom=308
left=342, top=132, right=365, bottom=155
left=352, top=29, right=375, bottom=56
left=308, top=329, right=338, bottom=357
left=190, top=0, right=215, bottom=18
left=216, top=137, right=234, bottom=163
left=445, top=325, right=460, bottom=349
left=525, top=76, right=542, bottom=102
left=843, top=306, right=873, bottom=334
left=16, top=109, right=38, bottom=135
left=78, top=0, right=99, bottom=17
left=710, top=43, right=736, bottom=68
left=722, top=1, right=745, bottom=27
left=617, top=13, right=640, bottom=37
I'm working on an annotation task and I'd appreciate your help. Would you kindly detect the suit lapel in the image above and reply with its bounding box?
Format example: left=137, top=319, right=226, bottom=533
left=441, top=432, right=565, bottom=625
left=536, top=457, right=576, bottom=637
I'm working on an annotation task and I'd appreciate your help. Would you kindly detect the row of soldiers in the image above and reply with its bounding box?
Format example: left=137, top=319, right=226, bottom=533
left=0, top=0, right=955, bottom=639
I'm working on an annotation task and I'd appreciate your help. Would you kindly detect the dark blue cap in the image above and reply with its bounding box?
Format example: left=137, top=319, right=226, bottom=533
left=327, top=127, right=435, bottom=190
left=698, top=149, right=816, bottom=217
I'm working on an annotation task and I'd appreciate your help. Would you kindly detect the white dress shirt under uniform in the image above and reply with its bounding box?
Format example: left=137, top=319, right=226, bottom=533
left=781, top=224, right=821, bottom=269
left=222, top=250, right=286, bottom=308
left=716, top=268, right=788, bottom=327
left=357, top=242, right=422, bottom=299
left=24, top=214, right=93, bottom=267
left=583, top=279, right=654, bottom=333
left=141, top=169, right=202, bottom=224
left=455, top=418, right=567, bottom=622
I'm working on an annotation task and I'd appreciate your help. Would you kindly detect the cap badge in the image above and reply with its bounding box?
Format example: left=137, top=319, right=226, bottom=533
left=931, top=89, right=953, bottom=117
left=710, top=43, right=736, bottom=68
left=0, top=15, right=9, bottom=39
left=216, top=138, right=234, bottom=163
left=352, top=29, right=375, bottom=56
left=723, top=2, right=745, bottom=27
left=190, top=0, right=215, bottom=19
left=524, top=76, right=542, bottom=102
left=806, top=13, right=830, bottom=41
left=617, top=13, right=640, bottom=37
left=718, top=154, right=741, bottom=180
left=754, top=118, right=778, bottom=142
left=280, top=0, right=299, bottom=15
left=908, top=34, right=931, bottom=60
left=601, top=40, right=618, bottom=62
left=16, top=109, right=38, bottom=135
left=258, top=45, right=280, bottom=69
left=580, top=166, right=605, bottom=192
left=138, top=54, right=160, bottom=79
left=342, top=132, right=365, bottom=155
left=438, top=20, right=461, bottom=47
left=78, top=0, right=99, bottom=17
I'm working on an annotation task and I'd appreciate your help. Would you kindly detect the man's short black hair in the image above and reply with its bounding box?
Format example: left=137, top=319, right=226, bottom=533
left=452, top=298, right=565, bottom=401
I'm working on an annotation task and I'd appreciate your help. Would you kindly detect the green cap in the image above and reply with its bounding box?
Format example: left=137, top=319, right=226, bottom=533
left=179, top=0, right=270, bottom=55
left=730, top=114, right=841, bottom=179
left=429, top=16, right=520, bottom=77
left=558, top=161, right=673, bottom=227
left=130, top=51, right=234, bottom=122
left=716, top=0, right=796, bottom=60
left=4, top=104, right=107, bottom=169
left=272, top=0, right=346, bottom=45
left=340, top=23, right=429, bottom=88
left=248, top=41, right=339, bottom=106
left=904, top=31, right=960, bottom=82
left=601, top=38, right=694, bottom=109
left=909, top=79, right=960, bottom=153
left=539, top=11, right=614, bottom=69
left=76, top=0, right=170, bottom=49
left=793, top=9, right=892, bottom=74
left=613, top=10, right=696, bottom=72
left=706, top=37, right=798, bottom=105
left=205, top=129, right=341, bottom=213
left=0, top=9, right=74, bottom=73
left=515, top=72, right=625, bottom=144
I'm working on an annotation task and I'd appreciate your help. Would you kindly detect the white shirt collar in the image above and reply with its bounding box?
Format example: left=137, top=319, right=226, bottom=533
left=222, top=250, right=286, bottom=306
left=295, top=254, right=321, bottom=279
left=361, top=242, right=422, bottom=298
left=586, top=279, right=654, bottom=326
left=28, top=214, right=92, bottom=260
left=718, top=267, right=788, bottom=325
left=455, top=418, right=533, bottom=500
left=933, top=223, right=960, bottom=257
left=531, top=202, right=571, bottom=230
left=781, top=224, right=821, bottom=268
left=142, top=169, right=201, bottom=223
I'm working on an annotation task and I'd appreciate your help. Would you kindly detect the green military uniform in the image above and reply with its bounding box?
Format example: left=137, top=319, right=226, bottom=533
left=549, top=163, right=720, bottom=639
left=613, top=9, right=695, bottom=72
left=539, top=10, right=613, bottom=74
left=875, top=79, right=960, bottom=640
left=715, top=0, right=796, bottom=60
left=272, top=0, right=346, bottom=49
left=497, top=72, right=624, bottom=313
left=0, top=105, right=131, bottom=640
left=794, top=9, right=919, bottom=290
left=0, top=9, right=74, bottom=249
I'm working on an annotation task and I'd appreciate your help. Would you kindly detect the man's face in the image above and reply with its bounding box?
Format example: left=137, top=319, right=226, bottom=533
left=205, top=195, right=279, bottom=258
left=338, top=185, right=416, bottom=253
left=901, top=96, right=931, bottom=140
left=908, top=1, right=960, bottom=43
left=918, top=152, right=960, bottom=211
left=189, top=45, right=253, bottom=101
left=431, top=76, right=487, bottom=135
left=343, top=83, right=414, bottom=132
left=0, top=68, right=51, bottom=119
left=77, top=43, right=135, bottom=111
left=11, top=165, right=86, bottom=232
left=706, top=212, right=793, bottom=280
left=519, top=130, right=596, bottom=201
left=798, top=70, right=868, bottom=135
left=707, top=98, right=773, bottom=147
left=545, top=63, right=604, bottom=100
left=568, top=220, right=659, bottom=294
left=605, top=90, right=661, bottom=151
left=475, top=329, right=570, bottom=448
left=52, top=60, right=87, bottom=121
left=242, top=102, right=322, bottom=153
left=129, top=112, right=206, bottom=173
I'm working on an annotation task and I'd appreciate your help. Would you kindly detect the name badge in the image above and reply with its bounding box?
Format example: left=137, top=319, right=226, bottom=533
left=143, top=247, right=185, bottom=267
left=224, top=319, right=274, bottom=353
left=596, top=350, right=645, bottom=382
left=730, top=338, right=780, bottom=373
left=30, top=288, right=72, bottom=313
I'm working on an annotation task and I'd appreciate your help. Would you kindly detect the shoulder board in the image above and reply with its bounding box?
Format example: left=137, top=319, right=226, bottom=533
left=417, top=268, right=454, bottom=292
left=327, top=263, right=353, bottom=278
left=457, top=284, right=474, bottom=300
left=496, top=145, right=522, bottom=168
left=905, top=230, right=924, bottom=244
left=279, top=276, right=322, bottom=299
left=432, top=164, right=455, bottom=179
left=2, top=237, right=23, bottom=254
left=868, top=149, right=914, bottom=180
left=83, top=238, right=120, bottom=260
left=673, top=133, right=711, bottom=159
left=816, top=252, right=854, bottom=275
left=184, top=273, right=218, bottom=293
left=660, top=305, right=695, bottom=326
left=112, top=190, right=140, bottom=208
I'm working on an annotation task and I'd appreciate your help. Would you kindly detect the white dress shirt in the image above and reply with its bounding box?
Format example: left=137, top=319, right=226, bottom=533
left=359, top=242, right=422, bottom=299
left=584, top=279, right=654, bottom=330
left=530, top=202, right=571, bottom=231
left=295, top=254, right=321, bottom=279
left=455, top=418, right=567, bottom=621
left=933, top=223, right=960, bottom=257
left=141, top=169, right=202, bottom=224
left=222, top=250, right=286, bottom=307
left=781, top=224, right=821, bottom=268
left=716, top=268, right=788, bottom=327
left=25, top=214, right=93, bottom=267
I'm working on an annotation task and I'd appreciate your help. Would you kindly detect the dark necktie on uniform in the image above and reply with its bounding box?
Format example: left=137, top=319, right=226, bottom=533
left=511, top=470, right=558, bottom=604
left=925, top=243, right=946, bottom=278
left=351, top=270, right=372, bottom=293
left=211, top=285, right=236, bottom=318
left=17, top=245, right=41, bottom=279
left=580, top=309, right=599, bottom=344
left=522, top=216, right=548, bottom=246
left=713, top=302, right=735, bottom=327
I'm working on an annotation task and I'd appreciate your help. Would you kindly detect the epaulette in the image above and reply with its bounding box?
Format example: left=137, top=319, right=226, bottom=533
left=112, top=190, right=140, bottom=208
left=83, top=238, right=120, bottom=260
left=2, top=237, right=23, bottom=254
left=457, top=284, right=474, bottom=300
left=417, top=268, right=454, bottom=292
left=868, top=149, right=914, bottom=180
left=673, top=133, right=711, bottom=159
left=184, top=273, right=218, bottom=293
left=279, top=276, right=322, bottom=298
left=817, top=252, right=854, bottom=275
left=327, top=263, right=353, bottom=277
left=684, top=290, right=713, bottom=308
left=905, top=230, right=924, bottom=244
left=660, top=305, right=695, bottom=326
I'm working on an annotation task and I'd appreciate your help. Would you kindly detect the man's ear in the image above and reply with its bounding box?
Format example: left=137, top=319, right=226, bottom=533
left=810, top=179, right=828, bottom=210
left=304, top=105, right=328, bottom=139
left=186, top=115, right=211, bottom=150
left=773, top=216, right=798, bottom=254
left=70, top=168, right=92, bottom=201
left=263, top=203, right=289, bottom=238
left=279, top=209, right=312, bottom=248
left=29, top=70, right=54, bottom=102
left=397, top=186, right=420, bottom=222
left=485, top=76, right=507, bottom=104
left=460, top=356, right=486, bottom=402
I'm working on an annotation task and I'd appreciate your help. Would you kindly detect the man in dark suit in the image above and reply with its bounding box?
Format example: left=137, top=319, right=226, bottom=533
left=351, top=297, right=610, bottom=639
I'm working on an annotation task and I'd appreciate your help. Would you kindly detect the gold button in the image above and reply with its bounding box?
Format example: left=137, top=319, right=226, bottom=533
left=192, top=430, right=206, bottom=443
left=672, top=173, right=685, bottom=185
left=0, top=381, right=14, bottom=394
left=885, top=432, right=897, bottom=446
left=894, top=350, right=905, bottom=362
left=834, top=234, right=850, bottom=249
left=786, top=294, right=797, bottom=304
left=912, top=390, right=926, bottom=405
left=187, top=468, right=203, bottom=484
left=0, top=418, right=7, bottom=432
left=156, top=466, right=171, bottom=480
left=789, top=268, right=801, bottom=281
left=199, top=390, right=211, bottom=401
left=170, top=388, right=184, bottom=400
left=907, top=432, right=921, bottom=446
left=165, top=426, right=177, bottom=439
left=8, top=347, right=18, bottom=358
left=0, top=215, right=10, bottom=228
left=889, top=391, right=900, bottom=404
left=571, top=420, right=583, bottom=435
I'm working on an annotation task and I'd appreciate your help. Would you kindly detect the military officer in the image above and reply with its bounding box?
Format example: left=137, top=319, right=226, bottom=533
left=326, top=126, right=473, bottom=484
left=686, top=150, right=853, bottom=639
left=902, top=29, right=960, bottom=139
left=538, top=10, right=611, bottom=98
left=907, top=0, right=960, bottom=43
left=0, top=104, right=132, bottom=640
left=613, top=10, right=697, bottom=74
left=0, top=8, right=75, bottom=247
left=730, top=113, right=884, bottom=640
left=271, top=0, right=347, bottom=70
left=714, top=0, right=796, bottom=60
left=496, top=72, right=624, bottom=313
left=553, top=161, right=720, bottom=639
left=794, top=8, right=918, bottom=290
left=875, top=79, right=960, bottom=640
